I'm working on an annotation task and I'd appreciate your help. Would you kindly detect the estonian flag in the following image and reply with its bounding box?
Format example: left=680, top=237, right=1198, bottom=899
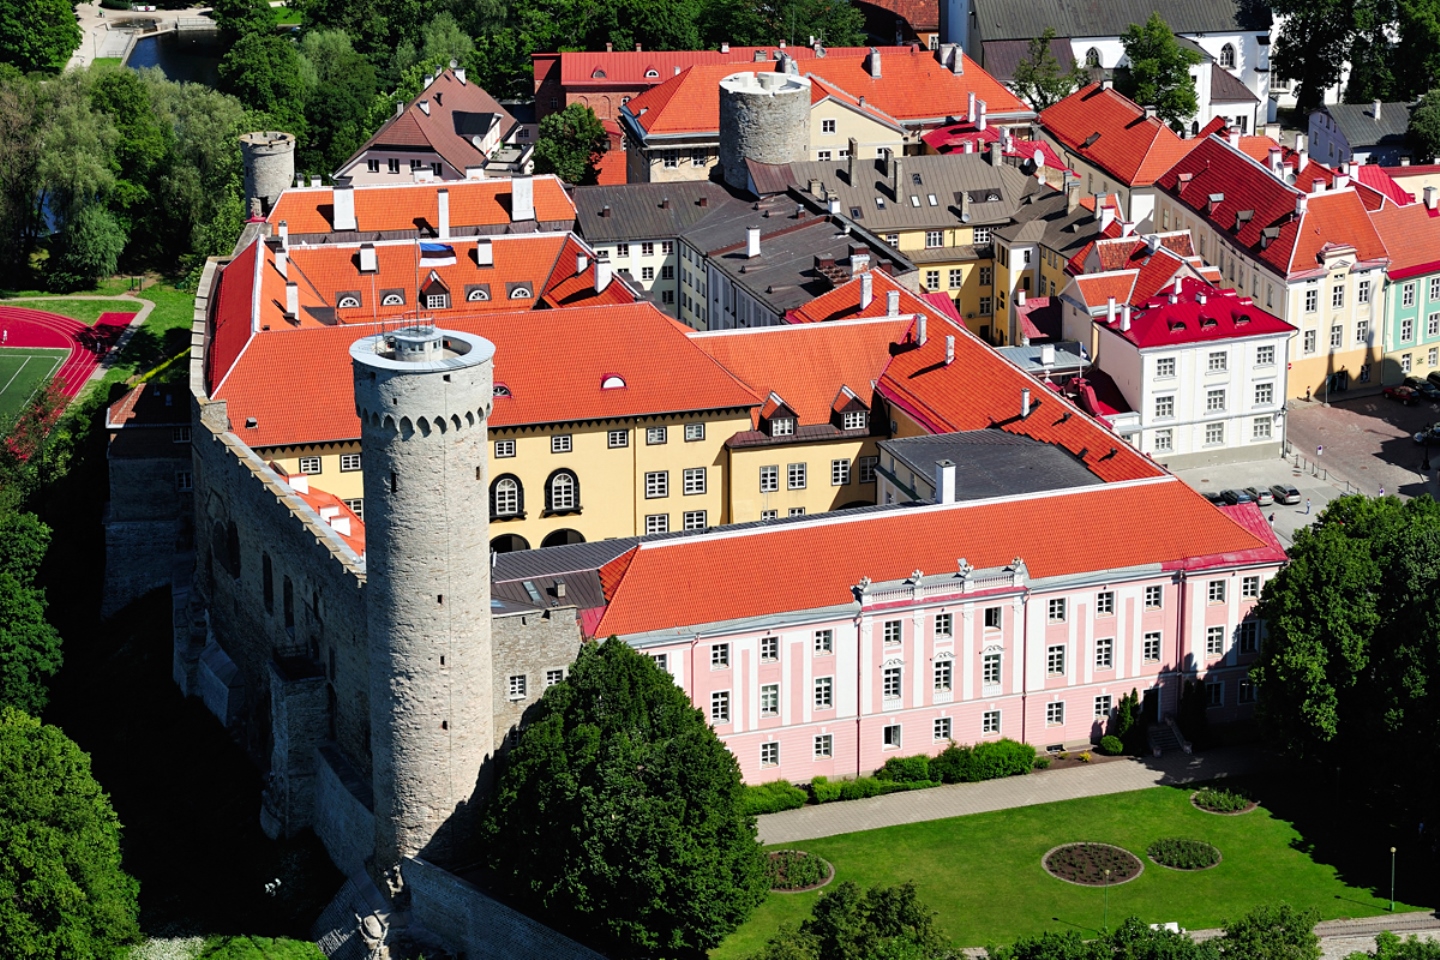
left=419, top=242, right=456, bottom=267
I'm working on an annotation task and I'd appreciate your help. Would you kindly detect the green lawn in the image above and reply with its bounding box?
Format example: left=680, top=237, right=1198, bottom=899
left=6, top=299, right=139, bottom=326
left=0, top=348, right=66, bottom=424
left=714, top=784, right=1426, bottom=958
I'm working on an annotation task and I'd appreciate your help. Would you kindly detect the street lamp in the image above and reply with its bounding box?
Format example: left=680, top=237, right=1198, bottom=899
left=1103, top=868, right=1111, bottom=932
left=1390, top=847, right=1397, bottom=912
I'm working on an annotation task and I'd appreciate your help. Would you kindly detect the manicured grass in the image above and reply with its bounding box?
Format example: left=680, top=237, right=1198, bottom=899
left=713, top=784, right=1425, bottom=957
left=0, top=349, right=66, bottom=424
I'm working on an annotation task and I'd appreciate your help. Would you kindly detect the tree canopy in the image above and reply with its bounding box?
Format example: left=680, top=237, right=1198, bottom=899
left=479, top=636, right=768, bottom=958
left=0, top=708, right=140, bottom=958
left=984, top=906, right=1318, bottom=959
left=1011, top=28, right=1086, bottom=111
left=0, top=509, right=61, bottom=715
left=747, top=881, right=954, bottom=960
left=0, top=0, right=81, bottom=73
left=533, top=103, right=607, bottom=184
left=1115, top=12, right=1202, bottom=130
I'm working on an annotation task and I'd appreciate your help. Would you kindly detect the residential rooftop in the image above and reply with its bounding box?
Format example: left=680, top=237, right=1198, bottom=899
left=878, top=430, right=1104, bottom=501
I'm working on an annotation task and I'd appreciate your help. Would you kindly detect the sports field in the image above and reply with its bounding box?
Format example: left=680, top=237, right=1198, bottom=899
left=0, top=348, right=67, bottom=425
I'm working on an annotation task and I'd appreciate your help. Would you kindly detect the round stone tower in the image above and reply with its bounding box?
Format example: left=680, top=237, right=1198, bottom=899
left=718, top=71, right=811, bottom=192
left=350, top=324, right=495, bottom=872
left=239, top=131, right=297, bottom=216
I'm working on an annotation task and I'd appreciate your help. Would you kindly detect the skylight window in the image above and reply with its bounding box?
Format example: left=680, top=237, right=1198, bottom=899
left=910, top=196, right=920, bottom=207
left=927, top=194, right=938, bottom=206
left=875, top=197, right=885, bottom=208
left=601, top=375, right=626, bottom=389
left=911, top=173, right=922, bottom=185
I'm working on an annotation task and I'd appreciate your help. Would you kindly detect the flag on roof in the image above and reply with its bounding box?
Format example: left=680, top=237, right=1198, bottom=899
left=419, top=242, right=456, bottom=267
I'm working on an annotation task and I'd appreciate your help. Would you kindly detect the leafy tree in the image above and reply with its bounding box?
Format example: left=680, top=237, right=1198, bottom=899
left=209, top=0, right=275, bottom=42
left=218, top=32, right=306, bottom=131
left=1215, top=903, right=1320, bottom=960
left=392, top=12, right=474, bottom=77
left=1115, top=12, right=1202, bottom=129
left=479, top=637, right=768, bottom=958
left=291, top=0, right=428, bottom=65
left=0, top=70, right=44, bottom=270
left=533, top=103, right=607, bottom=184
left=37, top=77, right=119, bottom=225
left=1345, top=0, right=1397, bottom=103
left=748, top=882, right=953, bottom=960
left=1012, top=28, right=1087, bottom=110
left=48, top=202, right=128, bottom=292
left=1270, top=0, right=1356, bottom=111
left=0, top=708, right=140, bottom=958
left=0, top=0, right=82, bottom=73
left=298, top=30, right=378, bottom=174
left=1347, top=930, right=1440, bottom=959
left=699, top=0, right=864, bottom=48
left=987, top=917, right=1220, bottom=959
left=1397, top=0, right=1440, bottom=100
left=0, top=506, right=60, bottom=715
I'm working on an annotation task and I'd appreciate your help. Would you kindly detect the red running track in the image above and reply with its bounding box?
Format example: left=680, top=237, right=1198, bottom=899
left=0, top=306, right=137, bottom=397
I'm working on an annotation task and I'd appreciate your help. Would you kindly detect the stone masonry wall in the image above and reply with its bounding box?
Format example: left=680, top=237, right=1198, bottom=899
left=313, top=744, right=376, bottom=878
left=491, top=609, right=584, bottom=751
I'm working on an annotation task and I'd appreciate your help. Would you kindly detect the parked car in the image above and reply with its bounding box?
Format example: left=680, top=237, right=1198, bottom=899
left=1270, top=483, right=1302, bottom=504
left=1404, top=377, right=1440, bottom=401
left=1384, top=385, right=1420, bottom=405
left=1428, top=371, right=1440, bottom=390
left=1244, top=486, right=1274, bottom=506
left=1219, top=488, right=1254, bottom=505
left=1200, top=490, right=1226, bottom=505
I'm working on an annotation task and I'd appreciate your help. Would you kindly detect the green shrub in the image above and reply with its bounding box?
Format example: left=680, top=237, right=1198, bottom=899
left=838, top=776, right=884, bottom=801
left=875, top=754, right=931, bottom=783
left=808, top=775, right=843, bottom=804
left=1147, top=838, right=1221, bottom=870
left=766, top=850, right=831, bottom=890
left=930, top=742, right=972, bottom=783
left=1099, top=735, right=1125, bottom=756
left=1033, top=755, right=1052, bottom=769
left=1193, top=786, right=1252, bottom=813
left=198, top=937, right=325, bottom=960
left=742, top=779, right=808, bottom=815
left=930, top=738, right=1034, bottom=783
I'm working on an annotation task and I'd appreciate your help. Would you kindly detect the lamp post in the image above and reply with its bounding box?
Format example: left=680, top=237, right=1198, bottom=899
left=1390, top=846, right=1397, bottom=912
left=1103, top=868, right=1111, bottom=933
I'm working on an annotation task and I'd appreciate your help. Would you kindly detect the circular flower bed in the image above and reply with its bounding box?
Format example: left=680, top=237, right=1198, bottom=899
left=1191, top=787, right=1256, bottom=815
left=1147, top=838, right=1222, bottom=871
left=767, top=850, right=834, bottom=893
left=1042, top=843, right=1143, bottom=886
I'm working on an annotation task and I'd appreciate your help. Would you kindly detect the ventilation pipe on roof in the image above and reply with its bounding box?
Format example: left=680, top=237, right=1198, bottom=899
left=675, top=65, right=682, bottom=76
left=860, top=270, right=874, bottom=309
left=867, top=47, right=882, bottom=78
left=945, top=334, right=955, bottom=365
left=721, top=41, right=730, bottom=52
left=1021, top=388, right=1032, bottom=418
left=1144, top=105, right=1159, bottom=120
left=1374, top=99, right=1382, bottom=121
left=934, top=459, right=956, bottom=504
left=332, top=183, right=357, bottom=232
left=746, top=226, right=761, bottom=258
left=1295, top=133, right=1309, bottom=171
left=436, top=187, right=450, bottom=240
left=595, top=253, right=612, bottom=292
left=635, top=43, right=642, bottom=51
left=967, top=91, right=977, bottom=123
left=977, top=100, right=988, bottom=132
left=917, top=312, right=928, bottom=346
left=278, top=220, right=289, bottom=248
left=1121, top=302, right=1132, bottom=331
left=285, top=282, right=298, bottom=318
left=1427, top=186, right=1438, bottom=211
left=576, top=251, right=589, bottom=274
left=511, top=175, right=535, bottom=222
left=1106, top=295, right=1117, bottom=324
left=886, top=289, right=901, bottom=315
left=418, top=99, right=431, bottom=116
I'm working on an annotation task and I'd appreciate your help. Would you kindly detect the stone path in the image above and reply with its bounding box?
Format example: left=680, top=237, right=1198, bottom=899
left=757, top=746, right=1261, bottom=845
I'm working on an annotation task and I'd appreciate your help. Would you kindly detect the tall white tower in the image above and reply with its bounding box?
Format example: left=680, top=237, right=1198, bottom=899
left=350, top=324, right=495, bottom=871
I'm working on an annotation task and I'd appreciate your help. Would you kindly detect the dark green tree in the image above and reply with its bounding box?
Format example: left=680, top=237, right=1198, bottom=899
left=699, top=0, right=865, bottom=48
left=533, top=103, right=607, bottom=184
left=218, top=32, right=306, bottom=131
left=1345, top=0, right=1397, bottom=103
left=1012, top=27, right=1087, bottom=110
left=88, top=66, right=173, bottom=266
left=0, top=69, right=44, bottom=270
left=1116, top=12, right=1203, bottom=129
left=1215, top=903, right=1320, bottom=960
left=291, top=0, right=428, bottom=65
left=48, top=202, right=128, bottom=293
left=298, top=30, right=378, bottom=174
left=0, top=708, right=140, bottom=958
left=479, top=637, right=768, bottom=958
left=209, top=0, right=275, bottom=42
left=1270, top=0, right=1356, bottom=111
left=0, top=510, right=61, bottom=714
left=748, top=881, right=952, bottom=960
left=0, top=0, right=81, bottom=73
left=1397, top=0, right=1440, bottom=99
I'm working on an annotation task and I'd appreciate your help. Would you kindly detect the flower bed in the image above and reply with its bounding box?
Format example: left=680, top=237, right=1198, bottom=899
left=767, top=850, right=834, bottom=893
left=1191, top=787, right=1256, bottom=815
left=1042, top=843, right=1143, bottom=886
left=1147, top=838, right=1222, bottom=871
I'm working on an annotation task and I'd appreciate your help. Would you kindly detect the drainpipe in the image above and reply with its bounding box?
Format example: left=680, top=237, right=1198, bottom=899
left=1019, top=589, right=1029, bottom=746
left=1173, top=570, right=1187, bottom=720
left=856, top=610, right=864, bottom=780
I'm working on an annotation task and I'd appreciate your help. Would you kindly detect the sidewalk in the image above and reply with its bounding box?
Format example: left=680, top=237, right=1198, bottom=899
left=757, top=746, right=1261, bottom=845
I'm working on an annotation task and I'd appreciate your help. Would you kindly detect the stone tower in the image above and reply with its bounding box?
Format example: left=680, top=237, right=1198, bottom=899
left=239, top=131, right=297, bottom=216
left=350, top=324, right=496, bottom=873
left=718, top=71, right=811, bottom=192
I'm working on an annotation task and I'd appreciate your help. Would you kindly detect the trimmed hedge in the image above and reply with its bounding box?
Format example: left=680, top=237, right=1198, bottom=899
left=1099, top=735, right=1124, bottom=756
left=742, top=779, right=808, bottom=815
left=931, top=738, right=1036, bottom=783
left=875, top=753, right=932, bottom=783
left=808, top=774, right=939, bottom=803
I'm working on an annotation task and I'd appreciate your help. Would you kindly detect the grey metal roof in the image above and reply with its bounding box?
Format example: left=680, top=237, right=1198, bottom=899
left=1323, top=101, right=1416, bottom=151
left=1210, top=66, right=1259, bottom=104
left=879, top=430, right=1104, bottom=498
left=980, top=38, right=1075, bottom=85
left=788, top=154, right=1036, bottom=231
left=992, top=183, right=1108, bottom=261
left=573, top=181, right=738, bottom=243
left=702, top=217, right=900, bottom=313
left=972, top=0, right=1269, bottom=42
left=995, top=340, right=1089, bottom=375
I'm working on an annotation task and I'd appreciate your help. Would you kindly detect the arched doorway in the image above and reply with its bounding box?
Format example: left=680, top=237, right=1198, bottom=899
left=541, top=528, right=586, bottom=549
left=491, top=534, right=531, bottom=553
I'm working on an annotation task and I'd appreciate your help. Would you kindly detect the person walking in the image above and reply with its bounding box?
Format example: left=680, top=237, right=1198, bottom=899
left=1380, top=485, right=1386, bottom=497
left=1305, top=497, right=1311, bottom=515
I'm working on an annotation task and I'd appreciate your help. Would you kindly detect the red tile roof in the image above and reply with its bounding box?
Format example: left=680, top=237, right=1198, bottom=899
left=866, top=0, right=939, bottom=31
left=350, top=70, right=516, bottom=175
left=208, top=240, right=260, bottom=394
left=786, top=269, right=913, bottom=323
left=920, top=121, right=1071, bottom=173
left=591, top=477, right=1279, bottom=637
left=808, top=76, right=906, bottom=131
left=688, top=317, right=912, bottom=427
left=1039, top=84, right=1196, bottom=187
left=1093, top=276, right=1294, bottom=349
left=543, top=45, right=876, bottom=89
left=266, top=176, right=575, bottom=236
left=1369, top=201, right=1440, bottom=280
left=282, top=475, right=367, bottom=556
left=211, top=304, right=759, bottom=448
left=1354, top=164, right=1414, bottom=206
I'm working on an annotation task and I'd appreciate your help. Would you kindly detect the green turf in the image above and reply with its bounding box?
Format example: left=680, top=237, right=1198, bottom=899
left=0, top=348, right=66, bottom=424
left=712, top=784, right=1425, bottom=958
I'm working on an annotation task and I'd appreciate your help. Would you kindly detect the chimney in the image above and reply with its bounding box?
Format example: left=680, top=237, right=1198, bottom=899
left=418, top=99, right=430, bottom=115
left=1021, top=388, right=1032, bottom=418
left=600, top=204, right=611, bottom=218
left=278, top=220, right=289, bottom=248
left=987, top=141, right=1000, bottom=166
left=331, top=516, right=351, bottom=537
left=1017, top=287, right=1026, bottom=306
left=1174, top=276, right=1183, bottom=297
left=1228, top=130, right=1241, bottom=149
left=847, top=138, right=859, bottom=182
left=892, top=156, right=904, bottom=195
left=860, top=270, right=874, bottom=308
left=849, top=244, right=871, bottom=276
left=274, top=245, right=287, bottom=278
left=475, top=239, right=494, bottom=266
left=1120, top=302, right=1132, bottom=331
left=359, top=243, right=377, bottom=272
left=1282, top=160, right=1295, bottom=180
left=1099, top=201, right=1116, bottom=233
left=1311, top=178, right=1325, bottom=195
left=464, top=165, right=484, bottom=180
left=933, top=459, right=956, bottom=504
left=455, top=67, right=466, bottom=84
left=1106, top=296, right=1117, bottom=324
left=423, top=72, right=434, bottom=89
left=1296, top=133, right=1309, bottom=170
left=576, top=251, right=588, bottom=274
left=746, top=225, right=761, bottom=258
left=886, top=289, right=901, bottom=315
left=1197, top=289, right=1207, bottom=305
left=967, top=91, right=977, bottom=123
left=867, top=47, right=882, bottom=78
left=963, top=140, right=974, bottom=154
left=295, top=174, right=305, bottom=188
left=555, top=579, right=567, bottom=599
left=1427, top=186, right=1438, bottom=211
left=511, top=176, right=535, bottom=222
left=977, top=100, right=988, bottom=131
left=1066, top=179, right=1080, bottom=213
left=635, top=43, right=641, bottom=52
left=285, top=282, right=298, bottom=317
left=309, top=176, right=321, bottom=188
left=952, top=47, right=963, bottom=74
left=1296, top=193, right=1308, bottom=217
left=1040, top=343, right=1056, bottom=365
left=828, top=196, right=841, bottom=214
left=595, top=254, right=612, bottom=292
left=945, top=335, right=955, bottom=365
left=917, top=312, right=928, bottom=345
left=332, top=183, right=356, bottom=231
left=1335, top=173, right=1350, bottom=190
left=721, top=41, right=730, bottom=52
left=1374, top=99, right=1382, bottom=121
left=1268, top=145, right=1283, bottom=177
left=660, top=196, right=670, bottom=209
left=395, top=102, right=404, bottom=118
left=436, top=187, right=450, bottom=239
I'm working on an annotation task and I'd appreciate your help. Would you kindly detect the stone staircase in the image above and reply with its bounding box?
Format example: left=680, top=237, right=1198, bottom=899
left=313, top=871, right=401, bottom=960
left=1146, top=717, right=1191, bottom=756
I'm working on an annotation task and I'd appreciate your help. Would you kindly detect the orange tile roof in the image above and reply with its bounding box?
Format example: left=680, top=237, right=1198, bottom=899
left=547, top=45, right=876, bottom=88
left=266, top=176, right=576, bottom=236
left=786, top=269, right=917, bottom=323
left=1370, top=201, right=1440, bottom=279
left=211, top=304, right=759, bottom=448
left=592, top=477, right=1277, bottom=637
left=1039, top=84, right=1196, bottom=187
left=1073, top=272, right=1138, bottom=308
left=688, top=317, right=912, bottom=427
left=350, top=70, right=516, bottom=176
left=808, top=76, right=906, bottom=131
left=285, top=477, right=366, bottom=556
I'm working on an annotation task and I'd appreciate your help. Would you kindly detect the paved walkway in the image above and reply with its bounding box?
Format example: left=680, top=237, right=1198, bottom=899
left=757, top=746, right=1261, bottom=844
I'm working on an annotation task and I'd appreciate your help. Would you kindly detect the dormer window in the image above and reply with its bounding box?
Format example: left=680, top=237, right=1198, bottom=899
left=337, top=293, right=361, bottom=308
left=601, top=375, right=626, bottom=389
left=771, top=417, right=795, bottom=436
left=426, top=292, right=450, bottom=309
left=494, top=384, right=513, bottom=397
left=381, top=292, right=405, bottom=306
left=466, top=285, right=490, bottom=301
left=842, top=410, right=868, bottom=431
left=592, top=68, right=606, bottom=79
left=644, top=69, right=659, bottom=78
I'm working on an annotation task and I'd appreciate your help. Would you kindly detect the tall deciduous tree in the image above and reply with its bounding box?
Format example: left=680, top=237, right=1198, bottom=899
left=218, top=32, right=306, bottom=132
left=479, top=637, right=768, bottom=958
left=1346, top=0, right=1397, bottom=103
left=1396, top=0, right=1440, bottom=100
left=0, top=0, right=81, bottom=73
left=1012, top=27, right=1087, bottom=110
left=0, top=708, right=139, bottom=959
left=1215, top=903, right=1321, bottom=960
left=533, top=103, right=607, bottom=184
left=1116, top=12, right=1202, bottom=130
left=1409, top=89, right=1440, bottom=159
left=1270, top=0, right=1356, bottom=111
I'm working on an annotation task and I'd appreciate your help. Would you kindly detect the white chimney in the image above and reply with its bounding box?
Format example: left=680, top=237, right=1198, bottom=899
left=1099, top=202, right=1116, bottom=233
left=1296, top=193, right=1308, bottom=217
left=418, top=99, right=430, bottom=115
left=436, top=187, right=450, bottom=239
left=295, top=174, right=305, bottom=188
left=1296, top=133, right=1309, bottom=170
left=475, top=239, right=494, bottom=266
left=1017, top=287, right=1026, bottom=306
left=1021, top=387, right=1032, bottom=418
left=944, top=335, right=955, bottom=365
left=967, top=91, right=976, bottom=123
left=278, top=220, right=289, bottom=248
left=1228, top=130, right=1240, bottom=149
left=934, top=459, right=956, bottom=504
left=332, top=184, right=356, bottom=231
left=423, top=72, right=435, bottom=89
left=1106, top=296, right=1117, bottom=324
left=1197, top=289, right=1207, bottom=305
left=309, top=176, right=321, bottom=188
left=287, top=472, right=309, bottom=494
left=331, top=516, right=352, bottom=537
left=1268, top=145, right=1283, bottom=176
left=1040, top=343, right=1056, bottom=366
left=465, top=165, right=484, bottom=180
left=917, top=312, right=928, bottom=346
left=576, top=251, right=589, bottom=274
left=860, top=271, right=873, bottom=308
left=867, top=47, right=882, bottom=78
left=1374, top=99, right=1382, bottom=121
left=455, top=67, right=467, bottom=84
left=977, top=100, right=987, bottom=131
left=1121, top=302, right=1132, bottom=331
left=275, top=246, right=287, bottom=278
left=1335, top=174, right=1350, bottom=190
left=1311, top=179, right=1325, bottom=195
left=1427, top=186, right=1438, bottom=211
left=359, top=243, right=377, bottom=272
left=747, top=225, right=761, bottom=258
left=886, top=289, right=901, bottom=315
left=963, top=140, right=974, bottom=154
left=285, top=281, right=298, bottom=317
left=511, top=176, right=535, bottom=222
left=1174, top=276, right=1183, bottom=297
left=595, top=254, right=613, bottom=292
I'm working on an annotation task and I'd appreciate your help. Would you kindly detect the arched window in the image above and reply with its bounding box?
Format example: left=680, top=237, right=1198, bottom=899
left=491, top=475, right=523, bottom=518
left=494, top=384, right=512, bottom=397
left=644, top=69, right=659, bottom=78
left=338, top=295, right=360, bottom=308
left=508, top=286, right=532, bottom=299
left=547, top=470, right=579, bottom=512
left=467, top=287, right=489, bottom=301
left=601, top=375, right=626, bottom=389
left=1085, top=48, right=1101, bottom=68
left=1219, top=43, right=1236, bottom=69
left=382, top=293, right=404, bottom=306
